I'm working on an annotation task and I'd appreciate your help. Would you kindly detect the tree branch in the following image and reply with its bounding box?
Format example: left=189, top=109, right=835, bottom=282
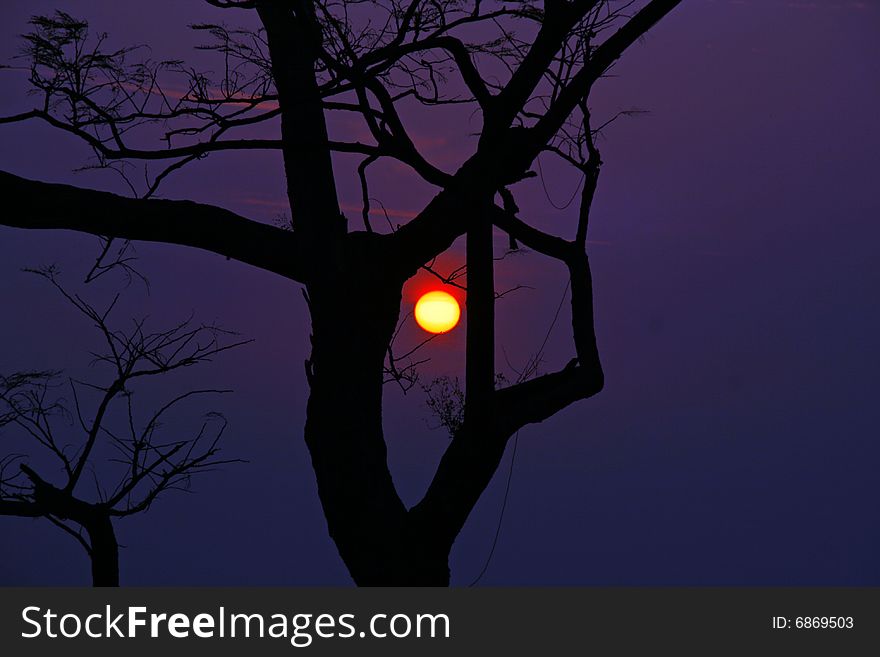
left=257, top=0, right=343, bottom=240
left=489, top=203, right=572, bottom=261
left=487, top=1, right=596, bottom=133
left=532, top=0, right=682, bottom=147
left=412, top=223, right=603, bottom=547
left=0, top=171, right=307, bottom=282
left=0, top=499, right=42, bottom=517
left=363, top=35, right=493, bottom=109
left=0, top=110, right=377, bottom=160
left=205, top=0, right=257, bottom=8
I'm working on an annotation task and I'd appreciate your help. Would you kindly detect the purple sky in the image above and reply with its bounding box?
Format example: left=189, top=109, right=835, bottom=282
left=1, top=0, right=879, bottom=585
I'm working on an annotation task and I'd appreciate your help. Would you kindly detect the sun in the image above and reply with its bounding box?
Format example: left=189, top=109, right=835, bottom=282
left=414, top=290, right=461, bottom=334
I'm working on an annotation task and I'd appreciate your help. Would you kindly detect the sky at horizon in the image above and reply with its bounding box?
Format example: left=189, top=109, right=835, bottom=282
left=0, top=0, right=878, bottom=585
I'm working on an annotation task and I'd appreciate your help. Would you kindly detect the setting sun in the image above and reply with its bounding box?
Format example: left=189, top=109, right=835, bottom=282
left=414, top=290, right=461, bottom=334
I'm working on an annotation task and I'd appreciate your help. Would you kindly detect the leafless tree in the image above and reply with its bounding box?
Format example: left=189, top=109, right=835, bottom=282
left=0, top=0, right=683, bottom=584
left=0, top=268, right=245, bottom=585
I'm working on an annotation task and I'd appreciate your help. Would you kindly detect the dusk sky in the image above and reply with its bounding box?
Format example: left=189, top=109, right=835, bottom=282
left=1, top=0, right=878, bottom=585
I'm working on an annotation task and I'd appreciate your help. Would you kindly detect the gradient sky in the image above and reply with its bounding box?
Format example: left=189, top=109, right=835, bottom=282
left=1, top=0, right=879, bottom=585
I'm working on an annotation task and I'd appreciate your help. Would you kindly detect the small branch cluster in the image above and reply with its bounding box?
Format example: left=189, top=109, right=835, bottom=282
left=2, top=11, right=282, bottom=198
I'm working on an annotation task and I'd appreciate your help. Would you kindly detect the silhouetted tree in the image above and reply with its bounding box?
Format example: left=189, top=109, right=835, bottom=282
left=0, top=1, right=683, bottom=584
left=0, top=268, right=244, bottom=586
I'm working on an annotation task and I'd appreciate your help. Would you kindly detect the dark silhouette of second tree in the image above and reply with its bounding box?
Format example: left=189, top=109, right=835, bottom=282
left=0, top=268, right=244, bottom=586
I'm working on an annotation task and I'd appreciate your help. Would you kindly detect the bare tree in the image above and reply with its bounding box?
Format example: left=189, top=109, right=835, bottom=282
left=0, top=268, right=245, bottom=585
left=0, top=0, right=683, bottom=584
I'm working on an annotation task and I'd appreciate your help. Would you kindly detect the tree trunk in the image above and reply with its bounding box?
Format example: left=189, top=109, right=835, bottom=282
left=19, top=464, right=120, bottom=586
left=85, top=515, right=119, bottom=587
left=303, top=265, right=454, bottom=585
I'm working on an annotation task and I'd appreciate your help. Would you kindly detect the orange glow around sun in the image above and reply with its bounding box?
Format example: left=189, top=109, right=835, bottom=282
left=414, top=290, right=461, bottom=334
